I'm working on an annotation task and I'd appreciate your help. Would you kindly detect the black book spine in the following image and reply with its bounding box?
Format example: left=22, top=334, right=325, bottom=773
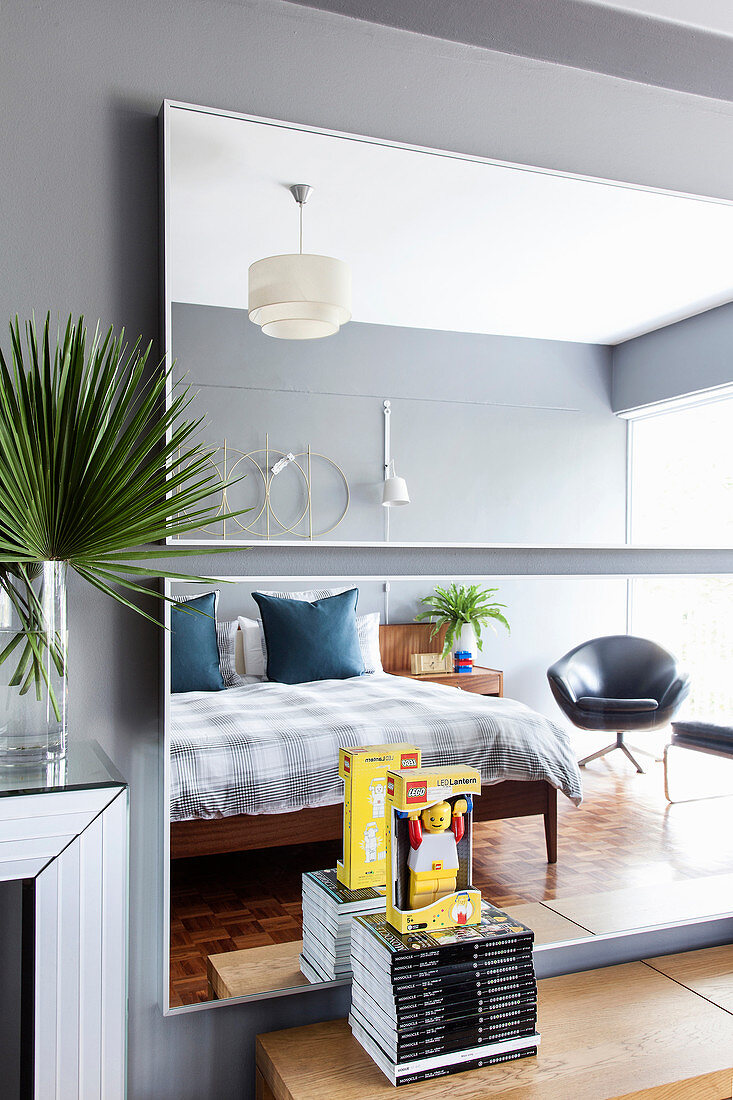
left=354, top=990, right=537, bottom=1029
left=395, top=1044, right=538, bottom=1086
left=389, top=948, right=535, bottom=984
left=378, top=972, right=538, bottom=1009
left=388, top=961, right=537, bottom=996
left=353, top=977, right=538, bottom=1019
left=392, top=990, right=538, bottom=1028
left=353, top=947, right=534, bottom=986
left=387, top=932, right=535, bottom=977
left=393, top=1019, right=538, bottom=1062
left=393, top=1007, right=538, bottom=1045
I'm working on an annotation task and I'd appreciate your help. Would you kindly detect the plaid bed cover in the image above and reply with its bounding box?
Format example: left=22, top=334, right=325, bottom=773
left=169, top=674, right=582, bottom=821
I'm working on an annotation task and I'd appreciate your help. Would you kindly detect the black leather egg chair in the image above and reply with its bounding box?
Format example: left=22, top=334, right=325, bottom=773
left=547, top=635, right=690, bottom=773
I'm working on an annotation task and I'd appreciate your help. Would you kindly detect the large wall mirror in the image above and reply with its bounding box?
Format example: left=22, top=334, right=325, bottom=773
left=160, top=101, right=733, bottom=1015
left=163, top=573, right=733, bottom=1012
left=162, top=101, right=733, bottom=548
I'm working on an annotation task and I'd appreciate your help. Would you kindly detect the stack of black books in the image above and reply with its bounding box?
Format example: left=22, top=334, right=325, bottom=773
left=300, top=869, right=386, bottom=983
left=349, top=902, right=539, bottom=1086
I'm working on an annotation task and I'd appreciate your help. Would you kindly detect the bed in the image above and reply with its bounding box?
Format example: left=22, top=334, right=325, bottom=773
left=169, top=624, right=581, bottom=862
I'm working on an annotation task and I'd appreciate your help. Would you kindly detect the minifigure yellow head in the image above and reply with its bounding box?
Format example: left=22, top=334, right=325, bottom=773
left=421, top=801, right=452, bottom=834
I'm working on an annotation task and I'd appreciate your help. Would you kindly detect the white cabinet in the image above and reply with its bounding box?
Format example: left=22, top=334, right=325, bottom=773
left=0, top=744, right=127, bottom=1099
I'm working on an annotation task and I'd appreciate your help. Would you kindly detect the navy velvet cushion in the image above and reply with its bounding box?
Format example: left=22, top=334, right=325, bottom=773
left=171, top=592, right=226, bottom=693
left=253, top=588, right=365, bottom=685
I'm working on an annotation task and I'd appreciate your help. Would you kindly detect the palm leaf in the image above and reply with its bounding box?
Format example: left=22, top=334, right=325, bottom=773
left=0, top=313, right=248, bottom=624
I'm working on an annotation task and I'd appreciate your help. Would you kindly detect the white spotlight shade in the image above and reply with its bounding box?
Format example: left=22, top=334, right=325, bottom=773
left=382, top=474, right=410, bottom=507
left=248, top=253, right=351, bottom=339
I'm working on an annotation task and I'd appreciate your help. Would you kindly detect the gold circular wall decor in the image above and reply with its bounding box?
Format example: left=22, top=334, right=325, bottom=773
left=177, top=435, right=349, bottom=540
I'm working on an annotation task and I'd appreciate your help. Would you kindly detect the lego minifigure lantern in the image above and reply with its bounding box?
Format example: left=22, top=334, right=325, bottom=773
left=386, top=765, right=482, bottom=934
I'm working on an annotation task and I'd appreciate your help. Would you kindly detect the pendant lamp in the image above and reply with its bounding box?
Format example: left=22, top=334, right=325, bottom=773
left=248, top=184, right=352, bottom=340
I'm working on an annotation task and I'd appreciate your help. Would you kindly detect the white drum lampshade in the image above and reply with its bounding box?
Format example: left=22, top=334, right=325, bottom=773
left=382, top=462, right=410, bottom=507
left=248, top=253, right=351, bottom=340
left=248, top=183, right=352, bottom=340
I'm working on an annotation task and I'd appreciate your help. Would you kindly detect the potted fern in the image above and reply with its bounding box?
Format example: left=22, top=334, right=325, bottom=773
left=415, top=583, right=510, bottom=665
left=0, top=314, right=241, bottom=769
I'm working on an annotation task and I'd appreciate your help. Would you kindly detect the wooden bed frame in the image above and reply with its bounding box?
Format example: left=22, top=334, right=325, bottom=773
left=170, top=623, right=558, bottom=863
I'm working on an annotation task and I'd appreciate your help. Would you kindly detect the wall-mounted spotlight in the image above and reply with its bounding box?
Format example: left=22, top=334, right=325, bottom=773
left=382, top=400, right=410, bottom=541
left=382, top=459, right=410, bottom=507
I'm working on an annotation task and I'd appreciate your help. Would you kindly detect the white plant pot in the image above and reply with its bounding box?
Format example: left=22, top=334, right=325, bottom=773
left=455, top=623, right=478, bottom=664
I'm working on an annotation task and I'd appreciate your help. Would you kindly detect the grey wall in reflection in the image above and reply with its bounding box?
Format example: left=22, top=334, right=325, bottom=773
left=172, top=304, right=625, bottom=545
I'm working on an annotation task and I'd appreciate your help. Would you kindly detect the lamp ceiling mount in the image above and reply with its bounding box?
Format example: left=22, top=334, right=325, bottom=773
left=289, top=183, right=313, bottom=206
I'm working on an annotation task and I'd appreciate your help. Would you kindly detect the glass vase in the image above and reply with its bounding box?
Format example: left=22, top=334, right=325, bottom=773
left=0, top=562, right=68, bottom=768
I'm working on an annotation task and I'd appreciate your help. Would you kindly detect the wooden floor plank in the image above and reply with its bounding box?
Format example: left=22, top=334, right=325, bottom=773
left=545, top=873, right=733, bottom=935
left=644, top=944, right=733, bottom=1015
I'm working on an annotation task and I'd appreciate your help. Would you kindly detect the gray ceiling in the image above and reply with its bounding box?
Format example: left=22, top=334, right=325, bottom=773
left=284, top=0, right=733, bottom=102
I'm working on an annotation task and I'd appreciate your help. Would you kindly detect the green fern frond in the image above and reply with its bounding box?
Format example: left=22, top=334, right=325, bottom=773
left=415, top=583, right=510, bottom=656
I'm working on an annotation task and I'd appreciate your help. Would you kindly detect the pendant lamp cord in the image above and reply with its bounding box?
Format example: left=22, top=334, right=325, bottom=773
left=299, top=201, right=303, bottom=255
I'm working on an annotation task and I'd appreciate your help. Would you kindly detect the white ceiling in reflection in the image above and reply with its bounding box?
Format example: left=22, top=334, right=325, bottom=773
left=169, top=106, right=733, bottom=345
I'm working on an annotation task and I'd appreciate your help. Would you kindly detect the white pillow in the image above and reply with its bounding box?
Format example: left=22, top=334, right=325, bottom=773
left=356, top=612, right=383, bottom=674
left=237, top=616, right=267, bottom=678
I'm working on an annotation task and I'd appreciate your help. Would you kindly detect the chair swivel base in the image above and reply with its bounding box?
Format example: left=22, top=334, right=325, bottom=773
left=578, top=732, right=658, bottom=774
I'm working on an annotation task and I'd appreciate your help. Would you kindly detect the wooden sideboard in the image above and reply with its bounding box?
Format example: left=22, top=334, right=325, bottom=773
left=256, top=949, right=733, bottom=1099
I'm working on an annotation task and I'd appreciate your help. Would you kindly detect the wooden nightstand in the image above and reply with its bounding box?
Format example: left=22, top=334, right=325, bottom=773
left=392, top=666, right=503, bottom=697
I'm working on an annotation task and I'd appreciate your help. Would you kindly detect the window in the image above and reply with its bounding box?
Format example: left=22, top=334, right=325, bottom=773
left=629, top=396, right=733, bottom=547
left=631, top=575, right=733, bottom=720
left=629, top=394, right=733, bottom=719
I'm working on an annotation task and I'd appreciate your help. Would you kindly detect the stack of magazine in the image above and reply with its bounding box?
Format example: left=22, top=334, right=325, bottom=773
left=300, top=869, right=386, bottom=983
left=349, top=902, right=540, bottom=1086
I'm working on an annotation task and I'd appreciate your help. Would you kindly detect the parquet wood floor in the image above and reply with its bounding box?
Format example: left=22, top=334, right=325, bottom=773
left=170, top=751, right=733, bottom=1007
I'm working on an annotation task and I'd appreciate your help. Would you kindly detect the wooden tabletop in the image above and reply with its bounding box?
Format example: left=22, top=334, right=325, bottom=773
left=644, top=943, right=733, bottom=1014
left=256, top=952, right=733, bottom=1099
left=208, top=939, right=307, bottom=1000
left=391, top=667, right=503, bottom=695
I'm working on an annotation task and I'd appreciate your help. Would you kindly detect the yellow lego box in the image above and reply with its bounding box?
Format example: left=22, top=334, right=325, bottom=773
left=385, top=765, right=481, bottom=934
left=337, top=744, right=421, bottom=891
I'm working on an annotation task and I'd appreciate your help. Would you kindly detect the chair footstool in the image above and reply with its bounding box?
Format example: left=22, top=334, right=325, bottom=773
left=664, top=722, right=733, bottom=803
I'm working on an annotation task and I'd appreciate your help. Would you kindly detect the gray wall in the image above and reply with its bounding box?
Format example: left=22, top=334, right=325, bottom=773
left=3, top=1, right=733, bottom=1097
left=173, top=304, right=624, bottom=544
left=286, top=0, right=733, bottom=102
left=613, top=301, right=733, bottom=413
